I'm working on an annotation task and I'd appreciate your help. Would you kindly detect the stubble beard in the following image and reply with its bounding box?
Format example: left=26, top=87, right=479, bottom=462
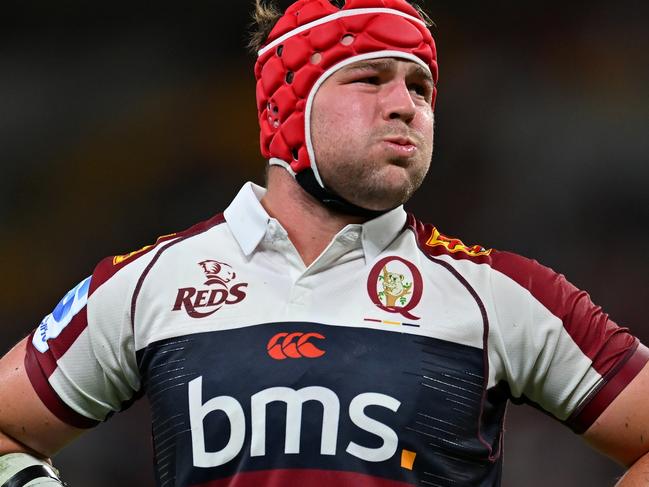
left=320, top=151, right=431, bottom=212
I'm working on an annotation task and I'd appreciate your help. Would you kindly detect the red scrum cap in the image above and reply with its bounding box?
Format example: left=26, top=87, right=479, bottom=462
left=254, top=0, right=438, bottom=215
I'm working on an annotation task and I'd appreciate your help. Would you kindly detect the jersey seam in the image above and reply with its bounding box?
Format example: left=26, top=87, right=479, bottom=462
left=487, top=263, right=612, bottom=413
left=408, top=224, right=503, bottom=463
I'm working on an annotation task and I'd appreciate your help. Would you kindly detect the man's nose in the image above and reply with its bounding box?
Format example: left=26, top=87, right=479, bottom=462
left=380, top=79, right=417, bottom=124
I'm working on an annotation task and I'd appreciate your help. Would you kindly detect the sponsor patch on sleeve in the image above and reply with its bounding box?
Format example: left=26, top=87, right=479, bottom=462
left=426, top=227, right=492, bottom=257
left=33, top=276, right=92, bottom=353
left=112, top=233, right=177, bottom=266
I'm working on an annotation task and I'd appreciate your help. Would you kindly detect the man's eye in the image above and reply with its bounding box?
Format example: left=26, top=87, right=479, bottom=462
left=409, top=84, right=428, bottom=97
left=355, top=76, right=380, bottom=85
left=409, top=83, right=433, bottom=100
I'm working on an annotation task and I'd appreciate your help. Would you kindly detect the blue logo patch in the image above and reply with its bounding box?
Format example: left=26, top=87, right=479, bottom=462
left=33, top=276, right=92, bottom=353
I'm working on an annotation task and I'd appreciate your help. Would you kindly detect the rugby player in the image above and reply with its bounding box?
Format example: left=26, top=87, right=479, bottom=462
left=1, top=1, right=648, bottom=486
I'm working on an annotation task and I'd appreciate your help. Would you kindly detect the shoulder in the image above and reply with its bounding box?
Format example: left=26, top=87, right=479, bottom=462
left=89, top=213, right=227, bottom=298
left=406, top=214, right=573, bottom=305
left=406, top=214, right=637, bottom=358
left=406, top=213, right=534, bottom=276
left=407, top=214, right=494, bottom=263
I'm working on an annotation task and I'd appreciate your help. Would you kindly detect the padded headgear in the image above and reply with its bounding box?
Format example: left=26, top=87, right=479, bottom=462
left=255, top=0, right=438, bottom=216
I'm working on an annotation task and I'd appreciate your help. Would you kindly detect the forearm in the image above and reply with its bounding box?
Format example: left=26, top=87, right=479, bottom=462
left=0, top=338, right=84, bottom=458
left=0, top=429, right=48, bottom=459
left=617, top=452, right=649, bottom=486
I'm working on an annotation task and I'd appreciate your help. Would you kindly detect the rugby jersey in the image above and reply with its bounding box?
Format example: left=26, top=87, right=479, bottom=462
left=25, top=182, right=649, bottom=486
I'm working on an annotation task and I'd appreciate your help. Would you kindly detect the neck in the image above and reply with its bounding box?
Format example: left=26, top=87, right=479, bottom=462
left=261, top=167, right=366, bottom=267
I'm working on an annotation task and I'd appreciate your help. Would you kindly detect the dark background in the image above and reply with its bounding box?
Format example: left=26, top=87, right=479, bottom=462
left=1, top=1, right=647, bottom=485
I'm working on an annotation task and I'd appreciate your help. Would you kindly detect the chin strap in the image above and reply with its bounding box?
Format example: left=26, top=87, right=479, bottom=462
left=295, top=169, right=390, bottom=218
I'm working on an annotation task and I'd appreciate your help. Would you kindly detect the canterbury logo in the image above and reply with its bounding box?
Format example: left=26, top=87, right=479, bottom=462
left=267, top=332, right=326, bottom=360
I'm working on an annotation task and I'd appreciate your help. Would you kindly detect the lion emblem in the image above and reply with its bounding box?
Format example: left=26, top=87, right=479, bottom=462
left=199, top=260, right=237, bottom=287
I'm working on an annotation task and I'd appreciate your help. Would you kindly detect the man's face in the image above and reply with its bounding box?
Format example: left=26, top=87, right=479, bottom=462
left=310, top=57, right=435, bottom=211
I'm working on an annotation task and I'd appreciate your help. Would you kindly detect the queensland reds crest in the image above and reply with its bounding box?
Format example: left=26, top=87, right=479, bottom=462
left=173, top=260, right=248, bottom=319
left=367, top=257, right=423, bottom=321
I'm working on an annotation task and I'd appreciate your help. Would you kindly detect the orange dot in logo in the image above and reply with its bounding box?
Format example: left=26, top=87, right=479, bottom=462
left=401, top=449, right=417, bottom=470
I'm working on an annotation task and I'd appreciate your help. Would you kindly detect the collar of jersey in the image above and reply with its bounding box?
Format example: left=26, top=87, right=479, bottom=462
left=224, top=182, right=407, bottom=261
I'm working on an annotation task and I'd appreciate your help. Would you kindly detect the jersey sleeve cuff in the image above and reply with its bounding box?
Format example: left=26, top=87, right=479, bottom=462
left=566, top=341, right=649, bottom=434
left=24, top=333, right=100, bottom=429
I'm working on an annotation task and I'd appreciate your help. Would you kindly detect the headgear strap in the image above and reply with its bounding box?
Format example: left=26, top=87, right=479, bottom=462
left=255, top=0, right=438, bottom=217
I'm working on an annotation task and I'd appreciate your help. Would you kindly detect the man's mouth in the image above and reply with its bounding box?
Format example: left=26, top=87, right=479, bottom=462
left=382, top=136, right=418, bottom=156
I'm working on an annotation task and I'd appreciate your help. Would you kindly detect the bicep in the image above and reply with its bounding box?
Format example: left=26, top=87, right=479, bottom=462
left=584, top=344, right=649, bottom=467
left=0, top=337, right=84, bottom=458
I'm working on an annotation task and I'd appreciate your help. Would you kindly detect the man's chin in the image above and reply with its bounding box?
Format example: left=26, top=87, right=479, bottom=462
left=322, top=162, right=427, bottom=212
left=341, top=185, right=412, bottom=212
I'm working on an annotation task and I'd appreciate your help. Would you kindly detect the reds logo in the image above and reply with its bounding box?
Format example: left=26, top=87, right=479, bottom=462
left=367, top=256, right=423, bottom=321
left=173, top=260, right=248, bottom=319
left=267, top=332, right=326, bottom=360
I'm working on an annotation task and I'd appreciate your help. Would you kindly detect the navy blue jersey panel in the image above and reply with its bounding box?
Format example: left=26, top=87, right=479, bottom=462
left=137, top=323, right=505, bottom=487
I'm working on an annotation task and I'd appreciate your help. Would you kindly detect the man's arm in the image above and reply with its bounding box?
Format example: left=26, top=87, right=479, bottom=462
left=615, top=455, right=649, bottom=487
left=583, top=353, right=649, bottom=486
left=0, top=337, right=83, bottom=458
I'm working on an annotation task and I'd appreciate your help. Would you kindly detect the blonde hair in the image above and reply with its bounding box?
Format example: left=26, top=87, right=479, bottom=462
left=247, top=0, right=434, bottom=54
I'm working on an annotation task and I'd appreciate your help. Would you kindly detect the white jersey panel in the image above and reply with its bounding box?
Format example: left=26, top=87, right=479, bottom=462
left=49, top=328, right=130, bottom=421
left=434, top=253, right=602, bottom=420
